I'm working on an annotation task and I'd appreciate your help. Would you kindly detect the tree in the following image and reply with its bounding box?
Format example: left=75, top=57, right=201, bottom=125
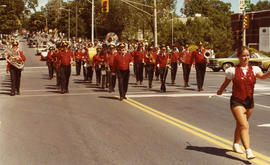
left=181, top=0, right=233, bottom=57
left=250, top=0, right=270, bottom=11
left=0, top=0, right=25, bottom=34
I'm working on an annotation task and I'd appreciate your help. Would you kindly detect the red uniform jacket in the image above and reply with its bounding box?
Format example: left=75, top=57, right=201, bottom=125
left=93, top=54, right=106, bottom=67
left=179, top=50, right=193, bottom=65
left=46, top=51, right=55, bottom=64
left=192, top=48, right=206, bottom=64
left=6, top=51, right=26, bottom=71
left=112, top=52, right=133, bottom=73
left=59, top=50, right=73, bottom=66
left=107, top=52, right=116, bottom=67
left=232, top=65, right=256, bottom=100
left=74, top=50, right=84, bottom=61
left=133, top=50, right=146, bottom=63
left=170, top=52, right=179, bottom=63
left=156, top=52, right=169, bottom=68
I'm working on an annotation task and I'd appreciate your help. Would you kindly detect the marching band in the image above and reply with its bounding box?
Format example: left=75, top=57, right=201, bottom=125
left=0, top=33, right=214, bottom=99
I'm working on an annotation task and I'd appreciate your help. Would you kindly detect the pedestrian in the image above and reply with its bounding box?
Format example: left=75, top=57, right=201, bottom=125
left=59, top=42, right=73, bottom=94
left=74, top=45, right=83, bottom=76
left=107, top=44, right=117, bottom=92
left=112, top=43, right=133, bottom=101
left=156, top=45, right=169, bottom=93
left=179, top=44, right=193, bottom=87
left=144, top=45, right=156, bottom=89
left=133, top=43, right=146, bottom=85
left=217, top=46, right=270, bottom=159
left=92, top=46, right=102, bottom=86
left=170, top=45, right=179, bottom=85
left=6, top=41, right=26, bottom=96
left=46, top=47, right=55, bottom=80
left=192, top=41, right=207, bottom=91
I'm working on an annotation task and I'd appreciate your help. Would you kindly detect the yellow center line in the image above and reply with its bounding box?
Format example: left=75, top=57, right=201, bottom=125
left=120, top=97, right=270, bottom=165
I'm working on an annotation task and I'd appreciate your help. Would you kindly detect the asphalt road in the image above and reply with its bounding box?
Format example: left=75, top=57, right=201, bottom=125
left=0, top=38, right=270, bottom=165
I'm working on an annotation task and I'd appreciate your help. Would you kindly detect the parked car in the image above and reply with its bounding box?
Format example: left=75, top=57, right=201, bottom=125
left=36, top=43, right=48, bottom=55
left=0, top=47, right=5, bottom=60
left=208, top=52, right=270, bottom=72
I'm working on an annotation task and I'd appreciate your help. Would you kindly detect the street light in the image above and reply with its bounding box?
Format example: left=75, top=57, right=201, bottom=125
left=60, top=8, right=71, bottom=41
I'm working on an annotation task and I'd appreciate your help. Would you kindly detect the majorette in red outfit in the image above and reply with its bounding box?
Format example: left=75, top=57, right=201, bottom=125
left=217, top=46, right=270, bottom=160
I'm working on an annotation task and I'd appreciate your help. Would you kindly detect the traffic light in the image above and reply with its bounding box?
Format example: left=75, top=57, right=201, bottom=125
left=243, top=14, right=250, bottom=29
left=239, top=30, right=243, bottom=41
left=101, top=0, right=109, bottom=13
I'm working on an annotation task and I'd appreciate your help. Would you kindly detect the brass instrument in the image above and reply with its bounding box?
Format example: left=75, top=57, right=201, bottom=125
left=3, top=46, right=24, bottom=69
left=204, top=49, right=211, bottom=59
left=166, top=52, right=172, bottom=70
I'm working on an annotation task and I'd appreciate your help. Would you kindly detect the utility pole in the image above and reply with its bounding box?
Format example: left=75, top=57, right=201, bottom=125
left=91, top=0, right=94, bottom=44
left=154, top=0, right=157, bottom=47
left=243, top=10, right=246, bottom=46
left=171, top=12, right=174, bottom=45
left=76, top=0, right=78, bottom=39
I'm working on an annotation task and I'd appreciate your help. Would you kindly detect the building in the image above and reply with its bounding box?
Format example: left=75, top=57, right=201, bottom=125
left=231, top=9, right=270, bottom=52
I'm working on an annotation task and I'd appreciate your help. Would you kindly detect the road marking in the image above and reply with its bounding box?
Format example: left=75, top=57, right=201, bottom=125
left=126, top=93, right=231, bottom=98
left=122, top=97, right=270, bottom=164
left=258, top=124, right=270, bottom=127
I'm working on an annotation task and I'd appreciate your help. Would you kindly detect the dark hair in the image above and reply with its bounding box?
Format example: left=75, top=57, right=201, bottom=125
left=237, top=46, right=250, bottom=58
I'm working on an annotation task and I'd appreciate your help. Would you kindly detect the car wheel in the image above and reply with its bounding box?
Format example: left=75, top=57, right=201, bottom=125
left=222, top=63, right=233, bottom=71
left=212, top=68, right=220, bottom=72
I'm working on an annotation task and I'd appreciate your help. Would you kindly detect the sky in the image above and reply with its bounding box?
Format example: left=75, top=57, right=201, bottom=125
left=37, top=0, right=261, bottom=14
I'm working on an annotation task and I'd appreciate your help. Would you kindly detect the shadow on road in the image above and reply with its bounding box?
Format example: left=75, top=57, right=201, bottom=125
left=185, top=144, right=251, bottom=164
left=99, top=96, right=119, bottom=100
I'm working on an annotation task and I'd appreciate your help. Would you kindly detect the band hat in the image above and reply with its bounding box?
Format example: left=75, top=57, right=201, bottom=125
left=148, top=45, right=154, bottom=49
left=199, top=41, right=203, bottom=46
left=118, top=43, right=125, bottom=48
left=63, top=42, right=68, bottom=47
left=12, top=41, right=19, bottom=47
left=185, top=44, right=189, bottom=48
left=110, top=44, right=116, bottom=49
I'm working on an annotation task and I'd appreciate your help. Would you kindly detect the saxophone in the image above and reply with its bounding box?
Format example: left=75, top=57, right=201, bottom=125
left=4, top=46, right=24, bottom=69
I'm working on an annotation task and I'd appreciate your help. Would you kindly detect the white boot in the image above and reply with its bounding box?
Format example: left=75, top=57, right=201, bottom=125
left=233, top=143, right=244, bottom=154
left=246, top=148, right=256, bottom=159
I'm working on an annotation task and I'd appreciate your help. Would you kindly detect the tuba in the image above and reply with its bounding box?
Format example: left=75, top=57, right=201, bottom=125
left=3, top=46, right=24, bottom=69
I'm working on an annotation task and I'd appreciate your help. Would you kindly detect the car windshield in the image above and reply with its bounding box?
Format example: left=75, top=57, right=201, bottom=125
left=257, top=53, right=270, bottom=58
left=229, top=53, right=237, bottom=58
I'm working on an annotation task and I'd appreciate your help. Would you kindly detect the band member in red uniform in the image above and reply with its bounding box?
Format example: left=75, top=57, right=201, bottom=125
left=92, top=47, right=102, bottom=86
left=46, top=47, right=55, bottom=79
left=133, top=43, right=146, bottom=85
left=53, top=43, right=62, bottom=88
left=107, top=44, right=117, bottom=92
left=144, top=45, right=156, bottom=89
left=179, top=44, right=193, bottom=87
left=154, top=47, right=160, bottom=80
left=59, top=42, right=73, bottom=94
left=81, top=47, right=92, bottom=82
left=74, top=46, right=83, bottom=76
left=192, top=41, right=207, bottom=91
left=217, top=46, right=270, bottom=160
left=156, top=45, right=169, bottom=93
left=170, top=45, right=179, bottom=85
left=6, top=41, right=26, bottom=96
left=112, top=43, right=133, bottom=101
